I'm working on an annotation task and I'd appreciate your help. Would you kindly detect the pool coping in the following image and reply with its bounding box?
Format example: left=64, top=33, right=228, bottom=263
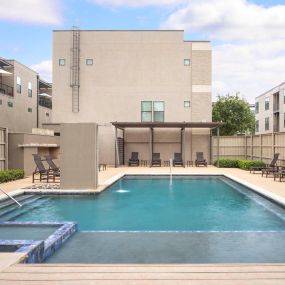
left=1, top=172, right=285, bottom=208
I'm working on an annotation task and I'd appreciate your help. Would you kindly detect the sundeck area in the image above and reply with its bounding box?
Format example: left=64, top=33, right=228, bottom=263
left=0, top=166, right=285, bottom=284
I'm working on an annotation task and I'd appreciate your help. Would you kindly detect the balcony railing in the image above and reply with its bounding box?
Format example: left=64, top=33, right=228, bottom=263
left=0, top=83, right=13, bottom=97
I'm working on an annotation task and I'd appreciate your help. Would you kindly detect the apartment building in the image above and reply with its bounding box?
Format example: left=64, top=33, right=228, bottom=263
left=0, top=57, right=52, bottom=133
left=255, top=82, right=285, bottom=134
left=52, top=30, right=215, bottom=165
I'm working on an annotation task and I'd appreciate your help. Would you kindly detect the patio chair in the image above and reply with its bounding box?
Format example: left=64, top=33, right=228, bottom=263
left=151, top=153, right=161, bottom=167
left=33, top=154, right=60, bottom=183
left=250, top=153, right=279, bottom=174
left=195, top=152, right=207, bottom=167
left=32, top=154, right=49, bottom=183
left=173, top=153, right=184, bottom=167
left=128, top=152, right=139, bottom=166
left=44, top=155, right=60, bottom=172
left=274, top=167, right=285, bottom=182
left=261, top=153, right=280, bottom=178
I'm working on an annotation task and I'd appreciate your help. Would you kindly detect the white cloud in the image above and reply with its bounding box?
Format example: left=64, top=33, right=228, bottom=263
left=0, top=0, right=61, bottom=25
left=162, top=0, right=285, bottom=42
left=213, top=42, right=285, bottom=102
left=89, top=0, right=184, bottom=7
left=31, top=60, right=52, bottom=82
left=162, top=0, right=285, bottom=101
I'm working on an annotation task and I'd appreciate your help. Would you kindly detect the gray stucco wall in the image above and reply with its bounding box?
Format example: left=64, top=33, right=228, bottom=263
left=60, top=123, right=98, bottom=190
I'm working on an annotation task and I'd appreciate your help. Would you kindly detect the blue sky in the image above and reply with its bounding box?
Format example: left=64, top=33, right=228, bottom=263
left=0, top=0, right=285, bottom=101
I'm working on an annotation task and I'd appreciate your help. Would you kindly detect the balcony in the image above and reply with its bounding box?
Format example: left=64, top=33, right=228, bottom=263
left=0, top=82, right=13, bottom=97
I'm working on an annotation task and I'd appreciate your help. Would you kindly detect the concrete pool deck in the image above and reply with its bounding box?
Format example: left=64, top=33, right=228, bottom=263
left=0, top=166, right=285, bottom=284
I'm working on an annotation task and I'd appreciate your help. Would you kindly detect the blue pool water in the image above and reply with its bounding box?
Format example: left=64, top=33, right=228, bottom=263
left=3, top=175, right=285, bottom=231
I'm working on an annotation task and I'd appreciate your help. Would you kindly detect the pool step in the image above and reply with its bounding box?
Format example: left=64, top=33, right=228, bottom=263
left=0, top=194, right=36, bottom=210
left=0, top=196, right=49, bottom=220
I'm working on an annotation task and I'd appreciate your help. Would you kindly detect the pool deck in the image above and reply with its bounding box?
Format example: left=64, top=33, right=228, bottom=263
left=0, top=166, right=285, bottom=284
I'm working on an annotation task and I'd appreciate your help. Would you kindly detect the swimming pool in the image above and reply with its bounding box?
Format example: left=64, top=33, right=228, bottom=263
left=1, top=175, right=285, bottom=263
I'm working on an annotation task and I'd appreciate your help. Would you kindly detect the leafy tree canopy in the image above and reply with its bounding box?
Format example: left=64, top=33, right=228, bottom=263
left=212, top=94, right=255, bottom=136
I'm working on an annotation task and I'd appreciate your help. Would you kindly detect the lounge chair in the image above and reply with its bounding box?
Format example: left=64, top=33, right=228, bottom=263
left=44, top=155, right=60, bottom=172
left=173, top=153, right=184, bottom=167
left=195, top=152, right=207, bottom=167
left=151, top=153, right=161, bottom=167
left=261, top=153, right=280, bottom=177
left=274, top=167, right=285, bottom=182
left=128, top=152, right=139, bottom=166
left=32, top=154, right=59, bottom=183
left=250, top=153, right=279, bottom=174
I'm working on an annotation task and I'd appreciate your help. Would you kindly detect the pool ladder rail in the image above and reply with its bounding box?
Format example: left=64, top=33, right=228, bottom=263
left=0, top=187, right=22, bottom=207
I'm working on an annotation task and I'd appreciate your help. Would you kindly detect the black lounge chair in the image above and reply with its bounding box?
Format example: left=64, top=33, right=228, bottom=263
left=274, top=167, right=285, bottom=182
left=261, top=153, right=280, bottom=178
left=151, top=153, right=161, bottom=167
left=250, top=153, right=279, bottom=174
left=173, top=153, right=184, bottom=167
left=32, top=154, right=49, bottom=183
left=44, top=155, right=60, bottom=172
left=128, top=152, right=139, bottom=166
left=195, top=152, right=207, bottom=167
left=32, top=154, right=59, bottom=183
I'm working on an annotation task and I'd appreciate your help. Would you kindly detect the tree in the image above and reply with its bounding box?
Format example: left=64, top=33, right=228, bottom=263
left=212, top=94, right=255, bottom=136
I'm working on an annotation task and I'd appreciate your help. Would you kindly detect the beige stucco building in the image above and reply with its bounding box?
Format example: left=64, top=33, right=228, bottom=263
left=255, top=82, right=285, bottom=134
left=0, top=57, right=52, bottom=133
left=52, top=30, right=213, bottom=165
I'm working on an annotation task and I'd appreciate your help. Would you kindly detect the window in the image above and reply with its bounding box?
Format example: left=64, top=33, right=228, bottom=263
left=141, top=101, right=152, bottom=122
left=28, top=107, right=32, bottom=113
left=59, top=59, right=65, bottom=66
left=255, top=102, right=259, bottom=114
left=265, top=97, right=270, bottom=110
left=153, top=101, right=165, bottom=122
left=86, top=59, right=93, bottom=66
left=46, top=112, right=50, bottom=117
left=184, top=101, right=191, bottom=108
left=255, top=120, right=259, bottom=133
left=265, top=117, right=270, bottom=131
left=184, top=59, right=191, bottom=66
left=7, top=101, right=13, bottom=108
left=16, top=76, right=21, bottom=93
left=28, top=82, right=32, bottom=97
left=141, top=101, right=165, bottom=122
left=284, top=90, right=285, bottom=104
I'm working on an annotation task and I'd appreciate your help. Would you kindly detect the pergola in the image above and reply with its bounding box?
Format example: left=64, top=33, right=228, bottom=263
left=111, top=122, right=223, bottom=167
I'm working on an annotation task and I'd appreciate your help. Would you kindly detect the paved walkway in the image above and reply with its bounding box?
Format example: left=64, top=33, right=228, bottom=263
left=1, top=264, right=285, bottom=284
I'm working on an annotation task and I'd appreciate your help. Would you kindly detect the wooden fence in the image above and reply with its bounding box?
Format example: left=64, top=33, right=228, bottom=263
left=212, top=132, right=285, bottom=166
left=0, top=127, right=8, bottom=171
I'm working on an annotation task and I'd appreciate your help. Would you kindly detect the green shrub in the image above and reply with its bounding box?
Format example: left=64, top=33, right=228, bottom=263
left=214, top=159, right=239, bottom=168
left=0, top=169, right=25, bottom=183
left=214, top=159, right=266, bottom=170
left=237, top=160, right=265, bottom=170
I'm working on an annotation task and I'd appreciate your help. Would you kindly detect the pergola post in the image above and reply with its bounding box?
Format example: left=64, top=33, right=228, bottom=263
left=122, top=129, right=125, bottom=165
left=115, top=127, right=118, bottom=168
left=182, top=128, right=186, bottom=167
left=210, top=128, right=212, bottom=165
left=149, top=128, right=153, bottom=167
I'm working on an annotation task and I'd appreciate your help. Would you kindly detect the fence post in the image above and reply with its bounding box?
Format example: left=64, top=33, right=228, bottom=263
left=244, top=135, right=247, bottom=160
left=217, top=127, right=220, bottom=167
left=251, top=135, right=253, bottom=160
left=260, top=134, right=262, bottom=161
left=272, top=132, right=275, bottom=160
